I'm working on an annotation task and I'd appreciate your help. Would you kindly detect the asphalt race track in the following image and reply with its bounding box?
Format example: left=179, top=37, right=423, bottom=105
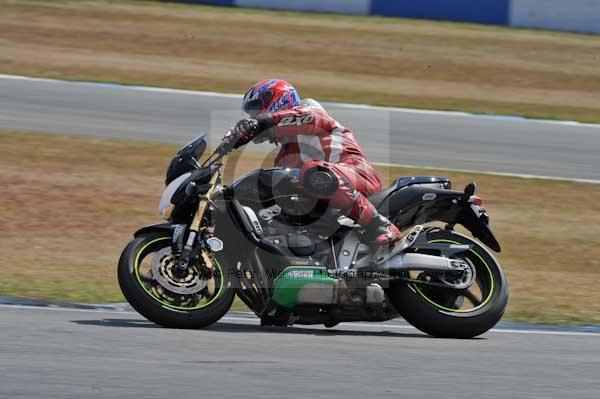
left=1, top=75, right=599, bottom=182
left=1, top=304, right=599, bottom=399
left=1, top=75, right=600, bottom=398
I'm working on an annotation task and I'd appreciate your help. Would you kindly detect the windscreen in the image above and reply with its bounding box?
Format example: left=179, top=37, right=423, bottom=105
left=165, top=134, right=207, bottom=185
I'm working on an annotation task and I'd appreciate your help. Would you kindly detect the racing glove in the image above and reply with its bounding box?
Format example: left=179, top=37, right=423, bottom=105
left=232, top=118, right=260, bottom=148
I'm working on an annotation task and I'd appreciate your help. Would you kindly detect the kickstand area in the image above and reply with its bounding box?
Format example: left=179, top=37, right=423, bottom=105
left=259, top=300, right=293, bottom=327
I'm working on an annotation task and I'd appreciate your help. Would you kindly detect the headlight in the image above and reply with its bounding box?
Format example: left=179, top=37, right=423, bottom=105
left=158, top=172, right=192, bottom=219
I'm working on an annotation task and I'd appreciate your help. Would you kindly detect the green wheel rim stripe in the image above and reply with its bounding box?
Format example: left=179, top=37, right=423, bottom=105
left=412, top=239, right=495, bottom=314
left=133, top=237, right=225, bottom=311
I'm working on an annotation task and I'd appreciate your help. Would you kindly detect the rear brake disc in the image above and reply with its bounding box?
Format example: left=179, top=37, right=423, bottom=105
left=437, top=256, right=477, bottom=290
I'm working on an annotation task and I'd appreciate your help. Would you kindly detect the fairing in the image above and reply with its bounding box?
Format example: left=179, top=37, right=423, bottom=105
left=165, top=134, right=208, bottom=185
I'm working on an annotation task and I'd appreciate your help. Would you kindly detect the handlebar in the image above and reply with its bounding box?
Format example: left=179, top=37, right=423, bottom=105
left=200, top=132, right=235, bottom=167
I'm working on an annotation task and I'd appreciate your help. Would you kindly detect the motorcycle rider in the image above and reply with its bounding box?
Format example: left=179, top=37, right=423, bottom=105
left=228, top=79, right=401, bottom=246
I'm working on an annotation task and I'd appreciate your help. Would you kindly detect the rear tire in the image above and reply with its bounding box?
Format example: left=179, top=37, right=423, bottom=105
left=387, top=229, right=508, bottom=338
left=118, top=232, right=235, bottom=329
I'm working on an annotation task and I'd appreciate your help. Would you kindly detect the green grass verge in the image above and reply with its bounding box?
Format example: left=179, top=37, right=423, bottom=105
left=1, top=130, right=599, bottom=324
left=1, top=0, right=600, bottom=122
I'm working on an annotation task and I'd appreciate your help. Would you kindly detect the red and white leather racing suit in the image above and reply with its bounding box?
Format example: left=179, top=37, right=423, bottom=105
left=264, top=100, right=383, bottom=226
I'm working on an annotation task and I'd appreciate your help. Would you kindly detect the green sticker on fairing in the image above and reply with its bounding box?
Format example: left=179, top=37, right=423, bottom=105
left=272, top=266, right=336, bottom=309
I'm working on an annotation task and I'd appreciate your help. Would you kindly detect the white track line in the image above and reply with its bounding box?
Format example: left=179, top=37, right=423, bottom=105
left=1, top=304, right=598, bottom=337
left=0, top=74, right=243, bottom=99
left=373, top=162, right=600, bottom=185
left=0, top=303, right=137, bottom=314
left=2, top=73, right=600, bottom=129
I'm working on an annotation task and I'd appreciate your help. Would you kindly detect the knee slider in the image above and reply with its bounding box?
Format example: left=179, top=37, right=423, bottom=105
left=302, top=166, right=339, bottom=196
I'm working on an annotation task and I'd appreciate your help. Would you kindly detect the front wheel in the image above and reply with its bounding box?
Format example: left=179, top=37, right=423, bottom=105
left=118, top=232, right=235, bottom=328
left=387, top=229, right=509, bottom=338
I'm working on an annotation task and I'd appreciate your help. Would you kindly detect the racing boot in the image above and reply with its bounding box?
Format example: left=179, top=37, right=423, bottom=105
left=364, top=213, right=402, bottom=246
left=343, top=189, right=402, bottom=246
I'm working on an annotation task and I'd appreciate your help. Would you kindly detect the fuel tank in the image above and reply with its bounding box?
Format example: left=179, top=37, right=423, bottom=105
left=226, top=168, right=334, bottom=226
left=228, top=168, right=302, bottom=205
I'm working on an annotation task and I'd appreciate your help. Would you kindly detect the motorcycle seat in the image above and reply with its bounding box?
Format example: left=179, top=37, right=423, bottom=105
left=368, top=176, right=452, bottom=208
left=367, top=183, right=397, bottom=208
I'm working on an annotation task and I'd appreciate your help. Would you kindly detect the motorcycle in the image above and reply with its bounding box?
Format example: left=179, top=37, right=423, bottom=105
left=118, top=133, right=508, bottom=338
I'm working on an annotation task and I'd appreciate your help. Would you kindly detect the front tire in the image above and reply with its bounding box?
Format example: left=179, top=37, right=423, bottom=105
left=387, top=229, right=509, bottom=338
left=118, top=232, right=235, bottom=328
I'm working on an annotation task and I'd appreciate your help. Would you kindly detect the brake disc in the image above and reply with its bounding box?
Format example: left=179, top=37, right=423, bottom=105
left=437, top=256, right=477, bottom=290
left=151, top=247, right=207, bottom=295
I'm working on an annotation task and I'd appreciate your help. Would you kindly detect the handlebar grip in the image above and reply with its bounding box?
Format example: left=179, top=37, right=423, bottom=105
left=218, top=137, right=235, bottom=155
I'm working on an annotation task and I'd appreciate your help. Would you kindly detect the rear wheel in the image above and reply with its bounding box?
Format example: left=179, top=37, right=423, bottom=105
left=118, top=232, right=234, bottom=328
left=387, top=229, right=508, bottom=338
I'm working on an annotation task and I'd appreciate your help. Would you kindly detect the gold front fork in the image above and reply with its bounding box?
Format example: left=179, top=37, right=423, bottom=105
left=181, top=171, right=221, bottom=267
left=189, top=171, right=220, bottom=233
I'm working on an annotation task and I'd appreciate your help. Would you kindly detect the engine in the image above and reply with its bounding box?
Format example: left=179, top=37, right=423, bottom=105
left=241, top=200, right=343, bottom=257
left=229, top=167, right=348, bottom=257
